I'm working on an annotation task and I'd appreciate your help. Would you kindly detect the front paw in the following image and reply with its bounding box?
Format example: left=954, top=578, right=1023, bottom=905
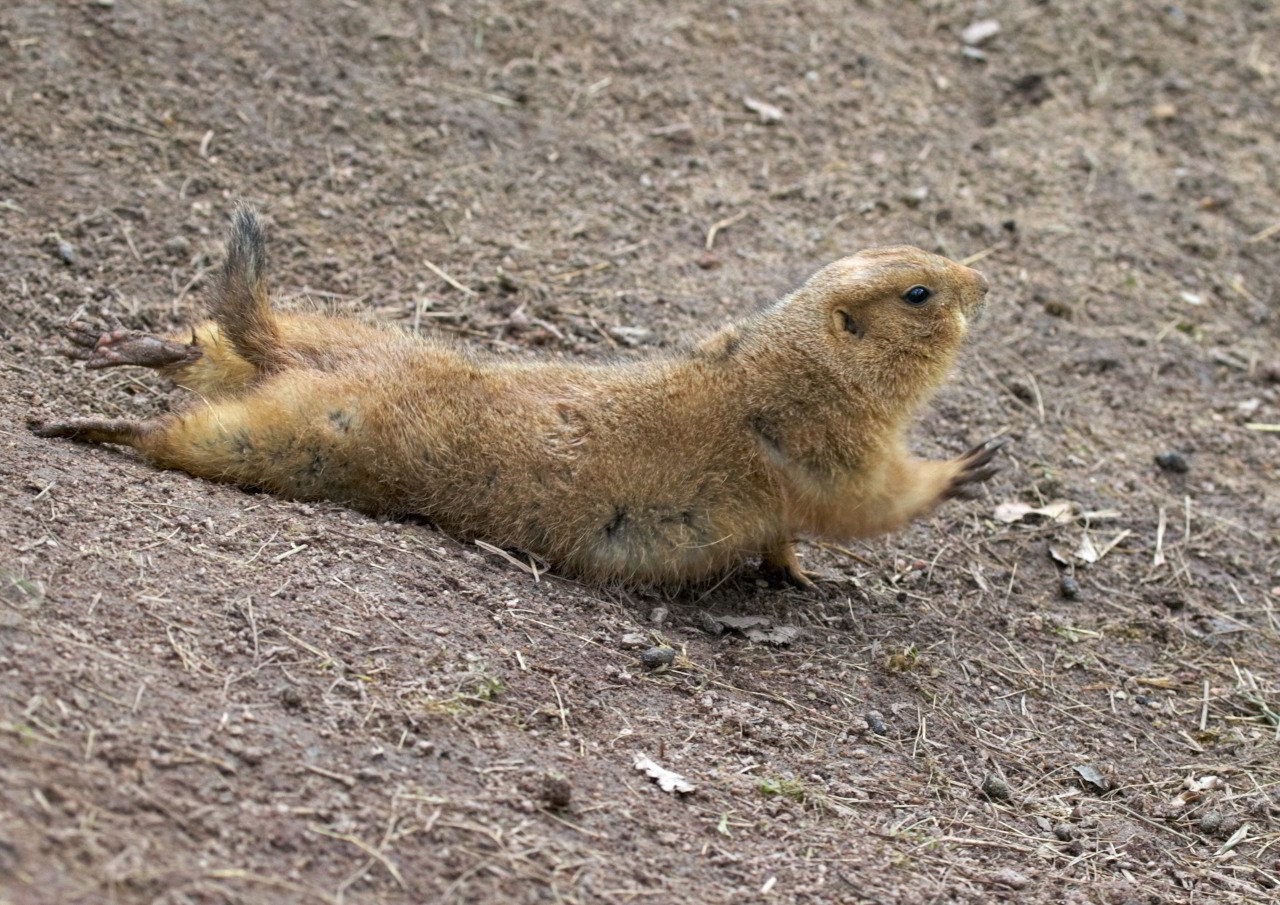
left=944, top=437, right=1006, bottom=500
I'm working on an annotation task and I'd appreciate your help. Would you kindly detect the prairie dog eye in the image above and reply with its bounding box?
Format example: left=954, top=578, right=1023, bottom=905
left=903, top=285, right=931, bottom=306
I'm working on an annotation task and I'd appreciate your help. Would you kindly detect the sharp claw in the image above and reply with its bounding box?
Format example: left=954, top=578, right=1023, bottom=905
left=962, top=464, right=1002, bottom=485
left=99, top=307, right=125, bottom=332
left=963, top=436, right=1007, bottom=466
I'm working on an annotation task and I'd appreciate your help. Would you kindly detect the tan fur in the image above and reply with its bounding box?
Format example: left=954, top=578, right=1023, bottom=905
left=37, top=210, right=998, bottom=587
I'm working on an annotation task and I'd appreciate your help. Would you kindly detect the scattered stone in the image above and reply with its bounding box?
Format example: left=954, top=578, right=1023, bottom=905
left=54, top=241, right=76, bottom=265
left=608, top=325, right=653, bottom=347
left=696, top=252, right=721, bottom=270
left=639, top=646, right=675, bottom=670
left=1151, top=102, right=1178, bottom=120
left=1218, top=814, right=1244, bottom=838
left=1155, top=450, right=1190, bottom=473
left=743, top=96, right=785, bottom=124
left=648, top=606, right=669, bottom=626
left=865, top=710, right=887, bottom=735
left=540, top=773, right=572, bottom=810
left=901, top=186, right=929, bottom=207
left=619, top=632, right=647, bottom=650
left=1059, top=574, right=1081, bottom=600
left=1054, top=823, right=1074, bottom=841
left=991, top=868, right=1030, bottom=890
left=1199, top=811, right=1223, bottom=834
left=697, top=611, right=725, bottom=636
left=634, top=754, right=696, bottom=794
left=981, top=773, right=1011, bottom=802
left=164, top=235, right=191, bottom=257
left=961, top=20, right=1001, bottom=46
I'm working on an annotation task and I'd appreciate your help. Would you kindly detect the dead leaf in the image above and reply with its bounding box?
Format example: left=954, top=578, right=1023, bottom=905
left=1075, top=532, right=1100, bottom=564
left=1048, top=546, right=1072, bottom=567
left=1073, top=764, right=1111, bottom=793
left=633, top=755, right=696, bottom=794
left=1216, top=823, right=1250, bottom=857
left=743, top=625, right=800, bottom=645
left=994, top=500, right=1073, bottom=524
left=710, top=615, right=800, bottom=645
left=1185, top=775, right=1226, bottom=793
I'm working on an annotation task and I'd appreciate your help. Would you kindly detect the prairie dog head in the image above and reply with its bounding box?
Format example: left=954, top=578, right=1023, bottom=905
left=795, top=246, right=989, bottom=353
left=735, top=247, right=990, bottom=410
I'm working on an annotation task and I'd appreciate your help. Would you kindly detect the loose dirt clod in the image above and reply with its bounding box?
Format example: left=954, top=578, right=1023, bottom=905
left=981, top=773, right=1012, bottom=802
left=640, top=647, right=676, bottom=670
left=1155, top=450, right=1190, bottom=473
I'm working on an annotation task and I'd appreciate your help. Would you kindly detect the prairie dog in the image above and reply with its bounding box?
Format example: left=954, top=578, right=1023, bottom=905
left=36, top=208, right=1001, bottom=587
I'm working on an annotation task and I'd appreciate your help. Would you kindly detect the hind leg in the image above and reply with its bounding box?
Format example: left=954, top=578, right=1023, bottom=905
left=36, top=403, right=260, bottom=486
left=61, top=310, right=201, bottom=371
left=33, top=416, right=159, bottom=446
left=58, top=309, right=263, bottom=400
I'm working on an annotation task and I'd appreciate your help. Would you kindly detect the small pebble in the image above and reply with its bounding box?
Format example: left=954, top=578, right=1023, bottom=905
left=1059, top=574, right=1081, bottom=600
left=961, top=19, right=1002, bottom=46
left=1053, top=823, right=1074, bottom=842
left=164, top=235, right=191, bottom=257
left=1155, top=451, right=1190, bottom=473
left=54, top=241, right=76, bottom=265
left=991, top=868, right=1030, bottom=890
left=1199, top=811, right=1222, bottom=834
left=619, top=632, right=647, bottom=650
left=698, top=612, right=725, bottom=636
left=981, top=773, right=1011, bottom=802
left=639, top=646, right=675, bottom=670
left=648, top=606, right=669, bottom=626
left=865, top=710, right=887, bottom=735
left=541, top=774, right=572, bottom=810
left=1218, top=814, right=1243, bottom=837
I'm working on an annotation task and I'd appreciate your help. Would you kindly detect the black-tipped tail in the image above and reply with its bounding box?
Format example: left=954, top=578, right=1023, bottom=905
left=211, top=205, right=290, bottom=374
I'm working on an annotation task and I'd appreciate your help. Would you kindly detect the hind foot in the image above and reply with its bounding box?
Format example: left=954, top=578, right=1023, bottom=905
left=61, top=310, right=199, bottom=370
left=31, top=416, right=151, bottom=447
left=760, top=541, right=817, bottom=590
left=944, top=437, right=1006, bottom=500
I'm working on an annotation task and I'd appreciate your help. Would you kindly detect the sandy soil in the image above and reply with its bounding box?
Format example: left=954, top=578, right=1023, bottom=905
left=2, top=1, right=1278, bottom=903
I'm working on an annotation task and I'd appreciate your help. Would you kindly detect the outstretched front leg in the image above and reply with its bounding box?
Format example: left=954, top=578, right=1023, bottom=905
left=798, top=437, right=1006, bottom=543
left=875, top=437, right=1006, bottom=529
left=941, top=438, right=1005, bottom=500
left=61, top=310, right=201, bottom=370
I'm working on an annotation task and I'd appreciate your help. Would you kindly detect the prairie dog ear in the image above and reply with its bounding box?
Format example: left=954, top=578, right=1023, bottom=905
left=695, top=325, right=742, bottom=359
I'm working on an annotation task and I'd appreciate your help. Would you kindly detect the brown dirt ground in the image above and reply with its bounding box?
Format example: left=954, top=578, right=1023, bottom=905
left=2, top=1, right=1279, bottom=903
